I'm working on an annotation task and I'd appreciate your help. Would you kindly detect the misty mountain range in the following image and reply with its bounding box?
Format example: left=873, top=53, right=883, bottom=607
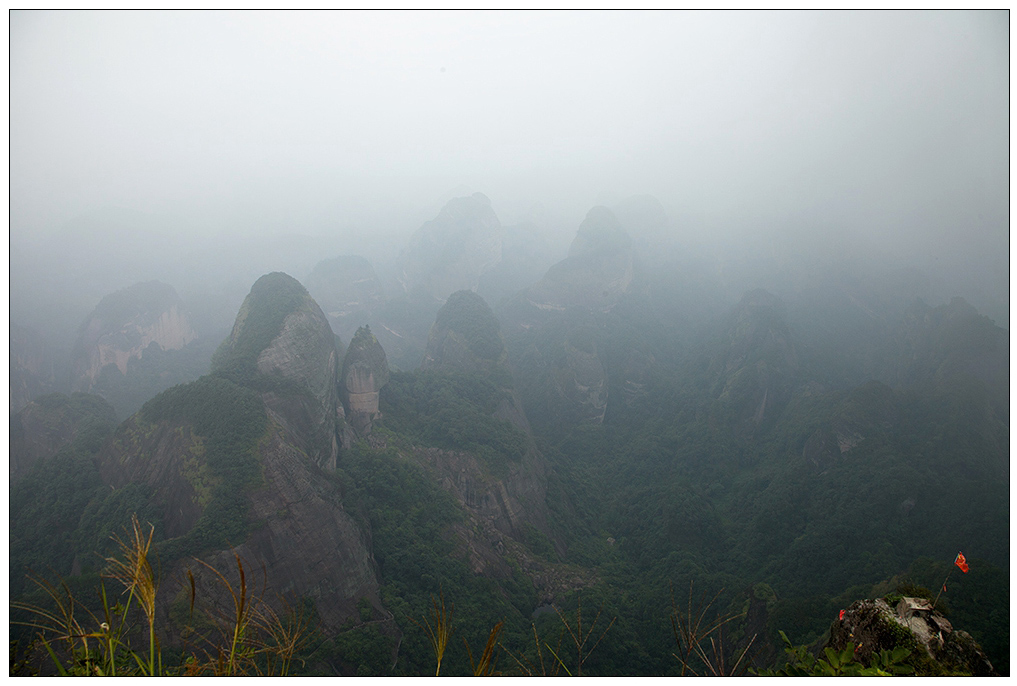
left=10, top=191, right=1008, bottom=675
left=10, top=10, right=1007, bottom=677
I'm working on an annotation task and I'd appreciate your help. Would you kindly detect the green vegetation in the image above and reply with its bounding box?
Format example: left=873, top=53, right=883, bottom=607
left=88, top=337, right=219, bottom=421
left=12, top=517, right=312, bottom=676
left=433, top=290, right=504, bottom=360
left=10, top=265, right=1007, bottom=675
left=380, top=370, right=527, bottom=472
left=10, top=374, right=267, bottom=614
left=333, top=442, right=537, bottom=675
left=10, top=449, right=106, bottom=596
left=504, top=283, right=1008, bottom=675
left=10, top=394, right=119, bottom=596
left=139, top=374, right=267, bottom=559
left=756, top=631, right=914, bottom=676
left=211, top=272, right=309, bottom=384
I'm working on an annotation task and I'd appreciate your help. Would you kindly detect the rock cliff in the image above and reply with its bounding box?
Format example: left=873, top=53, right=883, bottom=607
left=71, top=281, right=196, bottom=390
left=708, top=289, right=800, bottom=431
left=67, top=281, right=209, bottom=419
left=98, top=399, right=382, bottom=637
left=213, top=272, right=343, bottom=470
left=341, top=326, right=390, bottom=436
left=406, top=293, right=558, bottom=576
left=10, top=325, right=60, bottom=413
left=91, top=273, right=386, bottom=640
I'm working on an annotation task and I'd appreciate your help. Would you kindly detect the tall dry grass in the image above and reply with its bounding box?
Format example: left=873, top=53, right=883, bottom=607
left=12, top=514, right=314, bottom=676
left=670, top=582, right=755, bottom=676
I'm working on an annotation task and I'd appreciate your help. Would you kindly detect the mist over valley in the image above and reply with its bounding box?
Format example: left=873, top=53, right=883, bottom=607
left=9, top=11, right=1009, bottom=676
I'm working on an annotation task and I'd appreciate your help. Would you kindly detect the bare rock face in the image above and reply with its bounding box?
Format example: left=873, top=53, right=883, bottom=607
left=399, top=192, right=503, bottom=303
left=552, top=329, right=609, bottom=425
left=99, top=403, right=382, bottom=638
left=830, top=598, right=996, bottom=675
left=214, top=272, right=342, bottom=470
left=164, top=426, right=382, bottom=636
left=710, top=289, right=800, bottom=432
left=71, top=281, right=196, bottom=391
left=341, top=326, right=390, bottom=436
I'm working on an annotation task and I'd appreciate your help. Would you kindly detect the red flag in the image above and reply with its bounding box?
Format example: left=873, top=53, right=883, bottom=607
left=955, top=552, right=969, bottom=573
left=839, top=609, right=845, bottom=620
left=942, top=584, right=947, bottom=592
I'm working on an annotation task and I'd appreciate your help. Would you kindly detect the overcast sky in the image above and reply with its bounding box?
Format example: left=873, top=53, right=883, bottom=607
left=10, top=10, right=1010, bottom=306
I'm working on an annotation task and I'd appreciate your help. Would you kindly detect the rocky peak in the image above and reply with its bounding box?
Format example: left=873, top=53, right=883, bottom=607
left=95, top=372, right=382, bottom=637
left=568, top=206, right=631, bottom=258
left=521, top=207, right=635, bottom=315
left=214, top=272, right=342, bottom=470
left=421, top=290, right=508, bottom=378
left=341, top=326, right=390, bottom=436
left=70, top=281, right=196, bottom=391
left=400, top=192, right=503, bottom=303
left=831, top=597, right=996, bottom=675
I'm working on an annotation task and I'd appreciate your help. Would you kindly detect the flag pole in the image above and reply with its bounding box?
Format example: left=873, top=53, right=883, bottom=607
left=932, top=567, right=953, bottom=609
left=934, top=552, right=969, bottom=609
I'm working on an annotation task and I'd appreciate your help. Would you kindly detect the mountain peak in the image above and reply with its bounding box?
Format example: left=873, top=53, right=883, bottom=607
left=401, top=194, right=503, bottom=302
left=422, top=290, right=509, bottom=381
left=568, top=206, right=631, bottom=258
left=341, top=325, right=390, bottom=435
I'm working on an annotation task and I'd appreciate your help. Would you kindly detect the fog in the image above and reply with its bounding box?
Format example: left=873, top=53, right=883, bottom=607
left=10, top=10, right=1010, bottom=339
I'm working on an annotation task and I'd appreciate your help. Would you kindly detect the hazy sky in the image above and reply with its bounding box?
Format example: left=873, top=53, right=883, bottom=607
left=9, top=10, right=1010, bottom=303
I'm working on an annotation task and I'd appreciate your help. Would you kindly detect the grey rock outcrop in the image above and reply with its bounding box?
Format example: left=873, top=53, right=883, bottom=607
left=170, top=426, right=382, bottom=634
left=100, top=408, right=382, bottom=637
left=830, top=598, right=996, bottom=675
left=341, top=326, right=390, bottom=436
